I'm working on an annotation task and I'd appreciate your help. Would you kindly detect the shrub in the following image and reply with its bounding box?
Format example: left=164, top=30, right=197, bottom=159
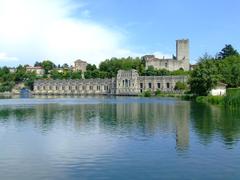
left=174, top=81, right=187, bottom=91
left=143, top=90, right=152, bottom=97
left=155, top=89, right=162, bottom=96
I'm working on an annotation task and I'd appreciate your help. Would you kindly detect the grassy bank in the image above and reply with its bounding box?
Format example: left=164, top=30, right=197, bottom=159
left=195, top=88, right=240, bottom=107
left=140, top=90, right=194, bottom=100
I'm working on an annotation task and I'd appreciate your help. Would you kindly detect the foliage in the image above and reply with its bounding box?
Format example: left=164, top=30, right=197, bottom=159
left=143, top=90, right=152, bottom=97
left=84, top=70, right=110, bottom=79
left=174, top=81, right=187, bottom=91
left=219, top=56, right=240, bottom=87
left=155, top=89, right=162, bottom=96
left=224, top=93, right=240, bottom=107
left=217, top=44, right=239, bottom=60
left=50, top=69, right=82, bottom=80
left=86, top=64, right=97, bottom=71
left=0, top=81, right=15, bottom=92
left=196, top=96, right=224, bottom=105
left=189, top=57, right=221, bottom=96
left=99, top=57, right=143, bottom=77
left=41, top=60, right=56, bottom=74
left=226, top=88, right=240, bottom=96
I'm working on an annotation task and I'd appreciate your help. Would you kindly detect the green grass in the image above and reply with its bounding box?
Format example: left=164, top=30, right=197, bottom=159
left=224, top=94, right=240, bottom=107
left=196, top=96, right=224, bottom=105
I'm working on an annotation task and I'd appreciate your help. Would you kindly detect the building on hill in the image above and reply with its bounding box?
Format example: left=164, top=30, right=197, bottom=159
left=26, top=66, right=45, bottom=76
left=33, top=69, right=188, bottom=95
left=143, top=39, right=190, bottom=71
left=73, top=59, right=87, bottom=72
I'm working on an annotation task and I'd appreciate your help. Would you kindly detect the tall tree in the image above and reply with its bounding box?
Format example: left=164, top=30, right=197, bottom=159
left=189, top=58, right=221, bottom=96
left=41, top=60, right=56, bottom=74
left=217, top=44, right=239, bottom=59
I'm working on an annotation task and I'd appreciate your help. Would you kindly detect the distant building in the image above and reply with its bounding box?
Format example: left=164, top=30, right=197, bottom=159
left=9, top=68, right=17, bottom=73
left=210, top=82, right=227, bottom=96
left=26, top=66, right=45, bottom=76
left=143, top=39, right=190, bottom=71
left=33, top=69, right=188, bottom=95
left=73, top=59, right=87, bottom=72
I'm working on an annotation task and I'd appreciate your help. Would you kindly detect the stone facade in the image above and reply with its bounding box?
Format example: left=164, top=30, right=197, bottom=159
left=73, top=59, right=87, bottom=72
left=143, top=39, right=190, bottom=71
left=34, top=70, right=188, bottom=95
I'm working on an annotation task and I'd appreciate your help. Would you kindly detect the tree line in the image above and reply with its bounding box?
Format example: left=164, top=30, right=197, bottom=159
left=189, top=44, right=240, bottom=96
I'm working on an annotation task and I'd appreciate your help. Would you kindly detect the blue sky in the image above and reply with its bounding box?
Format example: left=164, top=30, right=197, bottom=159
left=0, top=0, right=239, bottom=67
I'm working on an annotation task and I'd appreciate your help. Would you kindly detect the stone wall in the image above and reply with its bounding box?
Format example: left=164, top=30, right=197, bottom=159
left=144, top=39, right=190, bottom=71
left=33, top=70, right=188, bottom=96
left=34, top=79, right=115, bottom=95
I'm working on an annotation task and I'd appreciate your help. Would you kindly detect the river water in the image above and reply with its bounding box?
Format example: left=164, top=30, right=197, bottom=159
left=0, top=96, right=240, bottom=180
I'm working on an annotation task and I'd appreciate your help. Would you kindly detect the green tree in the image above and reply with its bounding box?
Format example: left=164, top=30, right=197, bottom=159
left=41, top=60, right=56, bottom=74
left=217, top=44, right=239, bottom=60
left=220, top=56, right=240, bottom=87
left=174, top=81, right=187, bottom=91
left=189, top=58, right=221, bottom=96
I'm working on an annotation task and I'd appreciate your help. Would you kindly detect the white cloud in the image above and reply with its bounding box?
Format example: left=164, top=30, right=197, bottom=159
left=0, top=0, right=170, bottom=67
left=0, top=52, right=18, bottom=62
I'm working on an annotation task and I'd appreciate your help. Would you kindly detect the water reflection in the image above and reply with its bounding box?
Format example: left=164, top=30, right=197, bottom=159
left=1, top=97, right=240, bottom=179
left=0, top=98, right=190, bottom=151
left=0, top=98, right=240, bottom=149
left=191, top=103, right=240, bottom=146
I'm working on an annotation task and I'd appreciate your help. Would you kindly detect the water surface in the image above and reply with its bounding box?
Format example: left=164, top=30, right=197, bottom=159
left=0, top=96, right=240, bottom=180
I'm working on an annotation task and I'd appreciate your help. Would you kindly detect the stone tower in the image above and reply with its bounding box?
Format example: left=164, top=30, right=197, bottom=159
left=176, top=39, right=190, bottom=70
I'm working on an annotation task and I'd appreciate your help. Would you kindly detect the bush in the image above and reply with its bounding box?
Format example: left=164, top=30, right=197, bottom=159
left=155, top=89, right=162, bottom=96
left=174, top=81, right=187, bottom=91
left=226, top=88, right=240, bottom=96
left=196, top=96, right=224, bottom=105
left=143, top=90, right=152, bottom=97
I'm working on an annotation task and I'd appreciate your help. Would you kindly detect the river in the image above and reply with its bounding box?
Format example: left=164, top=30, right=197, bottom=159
left=0, top=96, right=239, bottom=179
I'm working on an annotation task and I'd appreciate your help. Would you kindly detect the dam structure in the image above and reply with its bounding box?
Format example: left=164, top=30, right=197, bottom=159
left=33, top=70, right=188, bottom=95
left=33, top=39, right=189, bottom=96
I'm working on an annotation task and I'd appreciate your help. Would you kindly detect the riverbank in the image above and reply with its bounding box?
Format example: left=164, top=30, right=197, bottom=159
left=195, top=88, right=240, bottom=107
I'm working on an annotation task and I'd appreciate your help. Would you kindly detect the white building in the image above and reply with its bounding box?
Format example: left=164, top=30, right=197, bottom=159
left=210, top=82, right=227, bottom=96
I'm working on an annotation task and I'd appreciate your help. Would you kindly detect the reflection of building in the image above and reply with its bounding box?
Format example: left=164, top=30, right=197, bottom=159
left=34, top=69, right=188, bottom=95
left=143, top=39, right=190, bottom=71
left=73, top=59, right=87, bottom=72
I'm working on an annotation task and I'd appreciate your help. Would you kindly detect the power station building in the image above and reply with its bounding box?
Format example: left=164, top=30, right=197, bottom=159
left=33, top=39, right=190, bottom=95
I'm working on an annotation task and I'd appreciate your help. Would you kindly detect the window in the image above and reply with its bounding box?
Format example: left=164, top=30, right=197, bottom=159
left=167, top=83, right=170, bottom=88
left=165, top=63, right=168, bottom=68
left=97, top=86, right=100, bottom=90
left=140, top=83, right=143, bottom=88
left=157, top=83, right=161, bottom=89
left=90, top=86, right=93, bottom=90
left=148, top=83, right=152, bottom=89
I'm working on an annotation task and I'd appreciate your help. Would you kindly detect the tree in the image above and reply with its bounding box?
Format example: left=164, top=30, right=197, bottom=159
left=62, top=63, right=69, bottom=69
left=34, top=61, right=42, bottom=67
left=220, top=56, right=240, bottom=87
left=217, top=44, right=239, bottom=59
left=41, top=60, right=56, bottom=74
left=86, top=64, right=97, bottom=71
left=174, top=81, right=187, bottom=91
left=189, top=58, right=221, bottom=96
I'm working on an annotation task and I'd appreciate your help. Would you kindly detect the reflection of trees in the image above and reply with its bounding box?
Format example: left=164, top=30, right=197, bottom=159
left=0, top=107, right=36, bottom=122
left=0, top=100, right=191, bottom=150
left=191, top=102, right=240, bottom=146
